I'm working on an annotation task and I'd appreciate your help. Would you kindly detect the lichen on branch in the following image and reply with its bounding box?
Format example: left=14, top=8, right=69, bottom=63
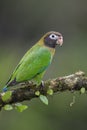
left=0, top=71, right=87, bottom=110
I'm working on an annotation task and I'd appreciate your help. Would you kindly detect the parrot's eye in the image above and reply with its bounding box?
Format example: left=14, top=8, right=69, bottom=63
left=49, top=34, right=58, bottom=40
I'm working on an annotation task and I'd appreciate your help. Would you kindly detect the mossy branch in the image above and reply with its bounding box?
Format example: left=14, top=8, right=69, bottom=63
left=0, top=71, right=87, bottom=110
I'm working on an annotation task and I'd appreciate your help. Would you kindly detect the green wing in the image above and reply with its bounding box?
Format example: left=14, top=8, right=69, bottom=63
left=8, top=44, right=52, bottom=84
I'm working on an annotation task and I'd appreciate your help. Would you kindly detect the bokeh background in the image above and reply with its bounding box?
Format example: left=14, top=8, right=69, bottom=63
left=0, top=0, right=87, bottom=130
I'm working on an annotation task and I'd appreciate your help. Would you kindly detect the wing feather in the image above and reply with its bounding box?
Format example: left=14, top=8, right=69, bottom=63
left=8, top=44, right=51, bottom=84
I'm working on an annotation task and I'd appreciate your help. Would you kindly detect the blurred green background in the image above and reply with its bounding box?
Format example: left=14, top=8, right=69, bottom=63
left=0, top=0, right=87, bottom=130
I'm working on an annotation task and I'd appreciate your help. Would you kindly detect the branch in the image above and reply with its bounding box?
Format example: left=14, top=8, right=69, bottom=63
left=0, top=71, right=87, bottom=110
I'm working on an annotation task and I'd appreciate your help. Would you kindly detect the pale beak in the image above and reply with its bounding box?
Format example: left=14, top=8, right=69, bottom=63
left=56, top=36, right=63, bottom=46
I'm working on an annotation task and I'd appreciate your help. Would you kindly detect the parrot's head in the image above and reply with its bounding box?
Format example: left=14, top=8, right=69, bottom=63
left=43, top=31, right=63, bottom=48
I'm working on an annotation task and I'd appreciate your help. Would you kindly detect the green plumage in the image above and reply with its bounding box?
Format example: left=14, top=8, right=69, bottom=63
left=3, top=31, right=63, bottom=92
left=7, top=44, right=52, bottom=86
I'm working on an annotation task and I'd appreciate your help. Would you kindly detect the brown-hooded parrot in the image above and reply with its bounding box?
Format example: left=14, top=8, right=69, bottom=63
left=3, top=31, right=63, bottom=92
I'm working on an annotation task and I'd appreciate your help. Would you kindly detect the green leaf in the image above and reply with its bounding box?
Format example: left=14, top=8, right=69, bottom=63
left=35, top=91, right=40, bottom=96
left=39, top=95, right=48, bottom=105
left=4, top=104, right=13, bottom=111
left=15, top=103, right=28, bottom=112
left=80, top=87, right=85, bottom=94
left=47, top=89, right=53, bottom=95
left=2, top=91, right=12, bottom=102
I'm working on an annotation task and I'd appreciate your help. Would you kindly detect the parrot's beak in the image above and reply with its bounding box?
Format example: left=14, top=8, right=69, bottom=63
left=56, top=35, right=63, bottom=46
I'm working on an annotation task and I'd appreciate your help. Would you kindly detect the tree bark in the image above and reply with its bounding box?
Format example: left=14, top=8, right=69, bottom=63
left=0, top=71, right=87, bottom=110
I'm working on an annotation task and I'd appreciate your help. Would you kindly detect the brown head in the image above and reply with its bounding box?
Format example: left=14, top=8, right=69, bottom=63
left=43, top=31, right=63, bottom=48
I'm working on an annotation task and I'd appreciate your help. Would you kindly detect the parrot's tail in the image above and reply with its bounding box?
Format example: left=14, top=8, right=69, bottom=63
left=3, top=85, right=8, bottom=92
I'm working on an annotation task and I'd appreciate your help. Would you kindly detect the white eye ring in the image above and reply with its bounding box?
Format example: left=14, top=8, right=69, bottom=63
left=49, top=34, right=58, bottom=40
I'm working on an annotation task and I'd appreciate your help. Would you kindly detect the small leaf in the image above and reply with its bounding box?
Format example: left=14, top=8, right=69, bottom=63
left=4, top=104, right=13, bottom=111
left=15, top=103, right=28, bottom=112
left=47, top=89, right=53, bottom=95
left=39, top=95, right=48, bottom=105
left=35, top=91, right=40, bottom=96
left=80, top=87, right=85, bottom=94
left=2, top=91, right=12, bottom=102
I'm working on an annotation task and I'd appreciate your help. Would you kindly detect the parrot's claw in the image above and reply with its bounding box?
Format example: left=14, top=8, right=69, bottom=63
left=40, top=81, right=45, bottom=90
left=40, top=81, right=45, bottom=89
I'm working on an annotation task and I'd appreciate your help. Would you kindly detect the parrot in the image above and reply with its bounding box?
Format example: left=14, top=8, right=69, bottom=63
left=3, top=31, right=63, bottom=92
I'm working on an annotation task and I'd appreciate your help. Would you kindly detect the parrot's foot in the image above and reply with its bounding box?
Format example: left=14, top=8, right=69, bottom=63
left=40, top=81, right=45, bottom=89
